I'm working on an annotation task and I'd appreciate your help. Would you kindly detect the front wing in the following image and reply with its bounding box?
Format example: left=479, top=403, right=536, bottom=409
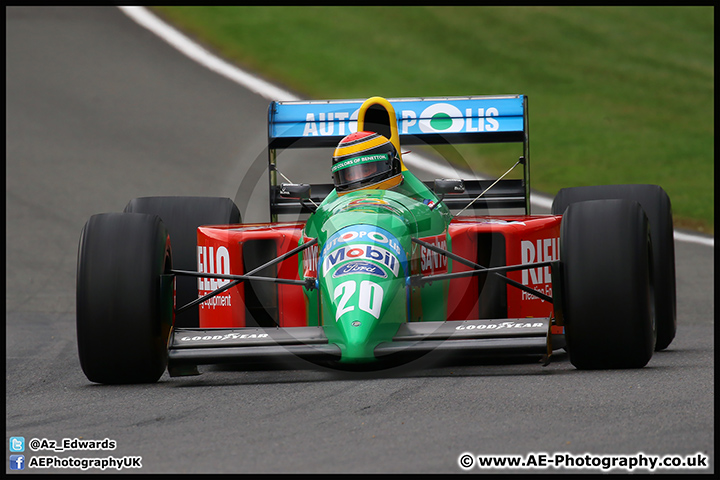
left=167, top=318, right=561, bottom=374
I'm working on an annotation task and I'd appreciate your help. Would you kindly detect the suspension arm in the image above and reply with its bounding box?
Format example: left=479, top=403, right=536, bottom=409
left=411, top=237, right=555, bottom=303
left=172, top=237, right=318, bottom=313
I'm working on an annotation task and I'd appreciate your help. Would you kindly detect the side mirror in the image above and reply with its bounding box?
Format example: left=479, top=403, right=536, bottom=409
left=429, top=179, right=465, bottom=211
left=280, top=183, right=312, bottom=200
left=433, top=178, right=465, bottom=195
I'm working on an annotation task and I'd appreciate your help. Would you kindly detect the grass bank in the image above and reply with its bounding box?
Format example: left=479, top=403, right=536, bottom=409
left=153, top=6, right=714, bottom=233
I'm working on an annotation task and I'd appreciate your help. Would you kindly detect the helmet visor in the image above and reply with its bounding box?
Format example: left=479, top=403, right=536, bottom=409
left=332, top=153, right=393, bottom=191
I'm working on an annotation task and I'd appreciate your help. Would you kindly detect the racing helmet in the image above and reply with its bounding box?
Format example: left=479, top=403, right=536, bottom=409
left=331, top=131, right=402, bottom=195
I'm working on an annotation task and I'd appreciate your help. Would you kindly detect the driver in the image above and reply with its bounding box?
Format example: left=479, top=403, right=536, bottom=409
left=331, top=131, right=403, bottom=195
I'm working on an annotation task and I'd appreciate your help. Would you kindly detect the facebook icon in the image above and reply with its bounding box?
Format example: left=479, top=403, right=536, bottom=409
left=9, top=455, right=25, bottom=470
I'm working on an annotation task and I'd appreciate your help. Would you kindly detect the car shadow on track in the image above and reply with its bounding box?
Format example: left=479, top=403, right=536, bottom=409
left=163, top=351, right=580, bottom=388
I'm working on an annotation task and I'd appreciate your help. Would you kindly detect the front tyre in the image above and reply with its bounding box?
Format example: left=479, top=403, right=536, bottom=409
left=560, top=199, right=655, bottom=369
left=76, top=213, right=173, bottom=384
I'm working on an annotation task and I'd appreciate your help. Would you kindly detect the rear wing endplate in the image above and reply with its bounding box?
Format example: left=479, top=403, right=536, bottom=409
left=267, top=95, right=529, bottom=219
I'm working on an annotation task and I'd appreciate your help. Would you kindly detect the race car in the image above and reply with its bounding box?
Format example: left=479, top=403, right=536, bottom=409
left=76, top=95, right=676, bottom=384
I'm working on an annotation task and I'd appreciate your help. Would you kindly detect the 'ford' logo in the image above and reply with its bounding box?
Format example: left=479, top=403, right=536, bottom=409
left=332, top=261, right=387, bottom=279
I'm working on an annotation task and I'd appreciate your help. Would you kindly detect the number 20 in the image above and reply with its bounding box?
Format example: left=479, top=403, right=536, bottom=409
left=333, top=280, right=383, bottom=321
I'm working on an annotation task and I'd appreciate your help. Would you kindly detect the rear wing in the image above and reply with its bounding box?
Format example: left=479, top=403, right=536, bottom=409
left=267, top=95, right=529, bottom=219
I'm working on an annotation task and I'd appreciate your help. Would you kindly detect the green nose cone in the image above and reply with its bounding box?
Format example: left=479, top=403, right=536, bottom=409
left=323, top=276, right=406, bottom=363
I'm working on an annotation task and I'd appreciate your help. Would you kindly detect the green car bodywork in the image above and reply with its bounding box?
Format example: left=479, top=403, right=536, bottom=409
left=301, top=170, right=453, bottom=363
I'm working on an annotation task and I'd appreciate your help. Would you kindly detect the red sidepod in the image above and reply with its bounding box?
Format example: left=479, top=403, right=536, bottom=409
left=196, top=222, right=310, bottom=328
left=448, top=216, right=561, bottom=320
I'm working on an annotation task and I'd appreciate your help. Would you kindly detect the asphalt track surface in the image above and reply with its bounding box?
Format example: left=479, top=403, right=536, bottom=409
left=6, top=7, right=714, bottom=474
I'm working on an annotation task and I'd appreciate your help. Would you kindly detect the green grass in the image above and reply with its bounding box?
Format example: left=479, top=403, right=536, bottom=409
left=153, top=6, right=714, bottom=233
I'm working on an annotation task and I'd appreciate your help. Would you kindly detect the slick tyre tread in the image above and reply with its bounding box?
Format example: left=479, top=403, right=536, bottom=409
left=77, top=213, right=173, bottom=384
left=552, top=184, right=675, bottom=350
left=124, top=196, right=241, bottom=328
left=560, top=199, right=655, bottom=369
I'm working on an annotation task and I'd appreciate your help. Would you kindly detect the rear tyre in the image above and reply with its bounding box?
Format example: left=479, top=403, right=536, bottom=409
left=552, top=184, right=675, bottom=350
left=124, top=197, right=241, bottom=327
left=77, top=213, right=173, bottom=384
left=560, top=199, right=655, bottom=369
